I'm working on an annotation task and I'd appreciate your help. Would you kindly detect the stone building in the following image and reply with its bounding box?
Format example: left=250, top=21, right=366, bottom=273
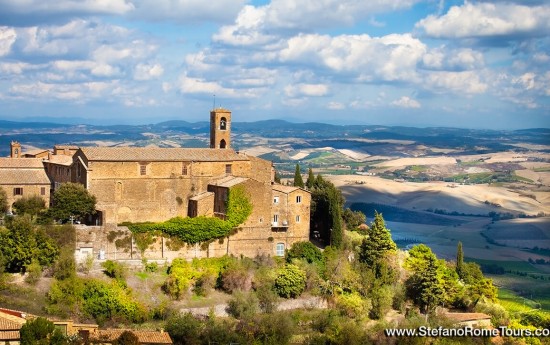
left=3, top=108, right=312, bottom=259
left=0, top=156, right=51, bottom=212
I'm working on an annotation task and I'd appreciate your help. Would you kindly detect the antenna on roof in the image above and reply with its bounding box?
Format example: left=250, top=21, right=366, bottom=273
left=213, top=94, right=216, bottom=110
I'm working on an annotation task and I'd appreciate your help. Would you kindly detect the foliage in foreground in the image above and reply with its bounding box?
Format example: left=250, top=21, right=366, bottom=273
left=50, top=182, right=97, bottom=221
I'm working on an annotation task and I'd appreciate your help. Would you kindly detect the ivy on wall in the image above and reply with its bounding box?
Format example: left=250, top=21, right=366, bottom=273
left=121, top=186, right=253, bottom=244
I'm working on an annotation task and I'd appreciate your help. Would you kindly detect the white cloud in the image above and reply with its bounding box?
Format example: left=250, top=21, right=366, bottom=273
left=422, top=47, right=484, bottom=71
left=213, top=0, right=422, bottom=46
left=416, top=2, right=550, bottom=40
left=391, top=96, right=421, bottom=108
left=280, top=33, right=425, bottom=82
left=178, top=74, right=242, bottom=98
left=284, top=83, right=329, bottom=97
left=426, top=71, right=488, bottom=94
left=134, top=63, right=164, bottom=80
left=0, top=27, right=16, bottom=56
left=0, top=62, right=29, bottom=74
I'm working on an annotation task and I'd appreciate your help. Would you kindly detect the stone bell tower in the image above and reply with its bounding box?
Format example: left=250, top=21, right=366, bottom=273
left=210, top=108, right=231, bottom=149
left=10, top=141, right=21, bottom=158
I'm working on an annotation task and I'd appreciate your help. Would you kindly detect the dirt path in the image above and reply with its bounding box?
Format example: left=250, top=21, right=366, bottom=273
left=179, top=296, right=328, bottom=317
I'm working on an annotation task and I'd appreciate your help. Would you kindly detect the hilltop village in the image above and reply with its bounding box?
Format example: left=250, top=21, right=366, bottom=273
left=0, top=108, right=311, bottom=260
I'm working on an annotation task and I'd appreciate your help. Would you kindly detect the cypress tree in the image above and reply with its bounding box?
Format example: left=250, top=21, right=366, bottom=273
left=359, top=212, right=397, bottom=267
left=456, top=241, right=464, bottom=279
left=306, top=168, right=315, bottom=189
left=293, top=164, right=305, bottom=188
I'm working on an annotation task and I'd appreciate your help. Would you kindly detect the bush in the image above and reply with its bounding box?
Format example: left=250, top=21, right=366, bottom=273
left=335, top=292, right=371, bottom=319
left=221, top=262, right=253, bottom=293
left=226, top=291, right=259, bottom=320
left=286, top=241, right=323, bottom=264
left=53, top=247, right=76, bottom=280
left=274, top=264, right=306, bottom=298
left=20, top=317, right=65, bottom=345
left=165, top=312, right=203, bottom=345
left=256, top=284, right=279, bottom=313
left=24, top=259, right=42, bottom=285
left=102, top=260, right=127, bottom=282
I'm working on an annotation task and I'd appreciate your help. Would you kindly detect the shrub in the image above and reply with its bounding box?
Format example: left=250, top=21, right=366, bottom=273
left=274, top=264, right=306, bottom=298
left=286, top=241, right=323, bottom=264
left=102, top=260, right=127, bottom=282
left=221, top=263, right=253, bottom=292
left=335, top=292, right=371, bottom=319
left=24, top=259, right=42, bottom=285
left=165, top=312, right=203, bottom=345
left=113, top=331, right=139, bottom=345
left=256, top=284, right=279, bottom=313
left=53, top=247, right=76, bottom=280
left=226, top=291, right=259, bottom=320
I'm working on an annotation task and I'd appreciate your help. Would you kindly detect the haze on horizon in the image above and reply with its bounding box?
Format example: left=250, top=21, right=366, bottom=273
left=0, top=0, right=549, bottom=130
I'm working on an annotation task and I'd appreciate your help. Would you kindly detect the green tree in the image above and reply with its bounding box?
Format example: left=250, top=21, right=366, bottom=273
left=50, top=183, right=96, bottom=222
left=293, top=164, right=305, bottom=188
left=0, top=187, right=8, bottom=214
left=13, top=195, right=46, bottom=219
left=165, top=312, right=203, bottom=345
left=456, top=241, right=464, bottom=279
left=274, top=264, right=306, bottom=298
left=20, top=317, right=65, bottom=345
left=0, top=216, right=58, bottom=273
left=358, top=212, right=396, bottom=267
left=342, top=208, right=366, bottom=229
left=306, top=167, right=315, bottom=189
left=286, top=241, right=323, bottom=264
left=274, top=170, right=281, bottom=184
left=407, top=254, right=444, bottom=313
left=310, top=175, right=344, bottom=248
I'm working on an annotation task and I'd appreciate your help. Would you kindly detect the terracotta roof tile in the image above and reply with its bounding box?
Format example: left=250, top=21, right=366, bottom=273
left=89, top=329, right=172, bottom=344
left=0, top=169, right=51, bottom=185
left=0, top=330, right=20, bottom=340
left=0, top=158, right=45, bottom=168
left=80, top=147, right=248, bottom=162
left=47, top=155, right=74, bottom=166
left=272, top=184, right=310, bottom=194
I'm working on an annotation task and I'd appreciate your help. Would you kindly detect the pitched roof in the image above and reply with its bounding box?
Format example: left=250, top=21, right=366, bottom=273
left=0, top=169, right=51, bottom=185
left=79, top=147, right=248, bottom=162
left=89, top=329, right=172, bottom=344
left=209, top=176, right=248, bottom=188
left=0, top=158, right=45, bottom=169
left=47, top=154, right=74, bottom=166
left=0, top=309, right=27, bottom=331
left=272, top=184, right=310, bottom=194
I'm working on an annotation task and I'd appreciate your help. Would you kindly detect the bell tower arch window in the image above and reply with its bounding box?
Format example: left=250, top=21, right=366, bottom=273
left=220, top=139, right=226, bottom=149
left=220, top=117, right=227, bottom=130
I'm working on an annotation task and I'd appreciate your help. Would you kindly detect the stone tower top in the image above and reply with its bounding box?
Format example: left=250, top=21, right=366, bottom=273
left=10, top=141, right=21, bottom=158
left=210, top=108, right=231, bottom=149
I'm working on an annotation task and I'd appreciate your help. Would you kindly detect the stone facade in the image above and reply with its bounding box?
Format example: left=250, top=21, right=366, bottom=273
left=5, top=108, right=312, bottom=260
left=0, top=158, right=51, bottom=211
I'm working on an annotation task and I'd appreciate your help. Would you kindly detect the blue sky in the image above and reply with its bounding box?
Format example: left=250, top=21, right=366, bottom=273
left=0, top=0, right=549, bottom=129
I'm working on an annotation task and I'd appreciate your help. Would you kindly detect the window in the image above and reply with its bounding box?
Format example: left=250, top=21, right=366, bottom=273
left=276, top=243, right=285, bottom=257
left=140, top=164, right=147, bottom=176
left=273, top=214, right=278, bottom=225
left=41, top=187, right=46, bottom=196
left=296, top=215, right=300, bottom=223
left=296, top=195, right=302, bottom=203
left=273, top=196, right=279, bottom=204
left=182, top=163, right=189, bottom=176
left=225, top=164, right=232, bottom=174
left=13, top=187, right=23, bottom=196
left=220, top=117, right=227, bottom=130
left=220, top=139, right=227, bottom=149
left=259, top=218, right=263, bottom=223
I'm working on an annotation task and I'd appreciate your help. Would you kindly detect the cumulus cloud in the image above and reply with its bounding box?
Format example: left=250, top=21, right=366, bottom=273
left=178, top=74, right=259, bottom=98
left=327, top=101, right=345, bottom=110
left=426, top=71, right=488, bottom=94
left=391, top=96, right=421, bottom=108
left=284, top=83, right=329, bottom=97
left=134, top=63, right=164, bottom=80
left=416, top=2, right=550, bottom=41
left=214, top=0, right=422, bottom=47
left=421, top=47, right=484, bottom=71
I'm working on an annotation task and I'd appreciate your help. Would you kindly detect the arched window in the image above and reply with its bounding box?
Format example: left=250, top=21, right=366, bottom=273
left=220, top=139, right=226, bottom=149
left=220, top=117, right=227, bottom=130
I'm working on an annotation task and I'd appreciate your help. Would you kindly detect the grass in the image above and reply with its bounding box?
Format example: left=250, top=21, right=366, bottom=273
left=490, top=274, right=550, bottom=312
left=534, top=167, right=550, bottom=172
left=465, top=258, right=543, bottom=274
left=498, top=288, right=542, bottom=314
left=410, top=165, right=427, bottom=172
